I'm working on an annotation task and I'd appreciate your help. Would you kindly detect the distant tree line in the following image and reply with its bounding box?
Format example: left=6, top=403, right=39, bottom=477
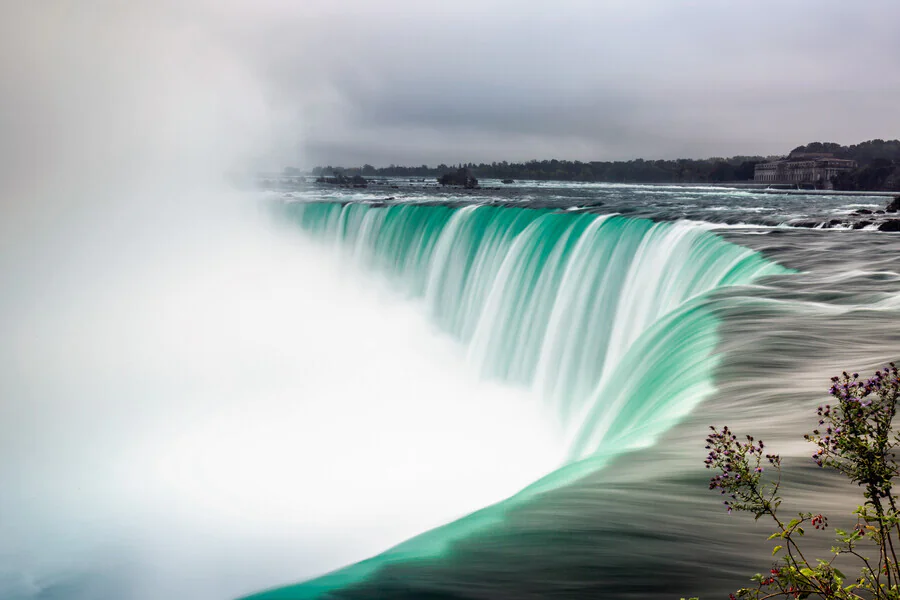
left=833, top=159, right=900, bottom=191
left=309, top=157, right=765, bottom=184
left=299, top=139, right=900, bottom=188
left=791, top=139, right=900, bottom=165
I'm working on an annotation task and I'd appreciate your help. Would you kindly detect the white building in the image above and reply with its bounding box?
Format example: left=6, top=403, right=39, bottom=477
left=754, top=153, right=857, bottom=189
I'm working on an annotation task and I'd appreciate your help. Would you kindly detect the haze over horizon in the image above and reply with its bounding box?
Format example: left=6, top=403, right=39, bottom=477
left=207, top=0, right=900, bottom=169
left=3, top=1, right=900, bottom=184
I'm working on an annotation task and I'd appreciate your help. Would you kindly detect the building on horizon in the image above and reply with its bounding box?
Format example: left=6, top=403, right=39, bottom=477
left=754, top=153, right=857, bottom=189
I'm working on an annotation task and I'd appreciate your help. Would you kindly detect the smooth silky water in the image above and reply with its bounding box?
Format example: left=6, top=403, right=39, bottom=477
left=5, top=183, right=900, bottom=600
left=240, top=197, right=900, bottom=600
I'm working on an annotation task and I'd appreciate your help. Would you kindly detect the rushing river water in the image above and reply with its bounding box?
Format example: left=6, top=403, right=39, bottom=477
left=3, top=181, right=900, bottom=600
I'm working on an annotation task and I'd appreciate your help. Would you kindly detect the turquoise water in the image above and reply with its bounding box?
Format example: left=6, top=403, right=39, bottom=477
left=246, top=202, right=792, bottom=599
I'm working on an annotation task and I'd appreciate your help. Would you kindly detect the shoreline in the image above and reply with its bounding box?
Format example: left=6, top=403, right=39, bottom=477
left=258, top=175, right=897, bottom=197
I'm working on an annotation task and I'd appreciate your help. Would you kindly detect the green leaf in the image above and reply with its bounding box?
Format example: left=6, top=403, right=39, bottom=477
left=788, top=518, right=802, bottom=529
left=768, top=532, right=783, bottom=540
left=800, top=567, right=815, bottom=578
left=773, top=545, right=783, bottom=555
left=834, top=568, right=846, bottom=581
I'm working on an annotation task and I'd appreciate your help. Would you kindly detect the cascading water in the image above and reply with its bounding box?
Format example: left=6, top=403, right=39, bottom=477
left=249, top=201, right=792, bottom=599
left=280, top=202, right=788, bottom=461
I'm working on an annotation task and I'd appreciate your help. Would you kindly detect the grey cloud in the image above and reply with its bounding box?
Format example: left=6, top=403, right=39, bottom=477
left=227, top=0, right=900, bottom=166
left=3, top=0, right=900, bottom=175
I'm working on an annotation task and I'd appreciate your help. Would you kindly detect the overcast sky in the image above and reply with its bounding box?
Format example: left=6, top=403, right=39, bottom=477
left=4, top=0, right=900, bottom=174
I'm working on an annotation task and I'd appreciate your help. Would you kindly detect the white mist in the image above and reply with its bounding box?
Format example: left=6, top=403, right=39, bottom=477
left=0, top=5, right=561, bottom=600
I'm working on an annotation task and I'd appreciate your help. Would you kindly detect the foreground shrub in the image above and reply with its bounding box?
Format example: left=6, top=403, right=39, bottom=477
left=693, top=363, right=900, bottom=599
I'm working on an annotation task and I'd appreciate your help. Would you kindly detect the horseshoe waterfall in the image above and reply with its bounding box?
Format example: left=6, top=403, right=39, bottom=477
left=246, top=202, right=792, bottom=599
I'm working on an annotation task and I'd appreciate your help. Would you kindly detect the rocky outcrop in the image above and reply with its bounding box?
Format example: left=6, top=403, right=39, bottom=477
left=316, top=174, right=368, bottom=188
left=438, top=168, right=479, bottom=188
left=789, top=200, right=900, bottom=231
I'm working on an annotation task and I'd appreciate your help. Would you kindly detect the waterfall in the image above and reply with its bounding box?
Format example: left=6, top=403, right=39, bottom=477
left=278, top=202, right=789, bottom=463
left=245, top=201, right=791, bottom=600
left=244, top=201, right=791, bottom=599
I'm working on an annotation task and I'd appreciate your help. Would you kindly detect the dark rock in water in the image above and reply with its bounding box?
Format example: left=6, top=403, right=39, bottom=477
left=879, top=220, right=900, bottom=232
left=438, top=168, right=479, bottom=188
left=828, top=219, right=843, bottom=227
left=852, top=220, right=873, bottom=230
left=791, top=221, right=818, bottom=228
left=852, top=209, right=873, bottom=215
left=316, top=173, right=368, bottom=187
left=886, top=196, right=900, bottom=213
left=501, top=179, right=515, bottom=184
left=876, top=210, right=886, bottom=215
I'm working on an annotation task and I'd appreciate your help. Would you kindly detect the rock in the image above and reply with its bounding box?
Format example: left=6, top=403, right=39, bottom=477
left=438, top=168, right=479, bottom=188
left=878, top=220, right=900, bottom=232
left=316, top=173, right=368, bottom=187
left=876, top=210, right=886, bottom=215
left=886, top=196, right=900, bottom=213
left=852, top=209, right=873, bottom=215
left=828, top=219, right=843, bottom=227
left=852, top=220, right=872, bottom=230
left=792, top=221, right=818, bottom=228
left=501, top=179, right=515, bottom=184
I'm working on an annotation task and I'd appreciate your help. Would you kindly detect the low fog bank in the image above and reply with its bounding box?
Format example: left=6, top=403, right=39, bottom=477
left=0, top=207, right=561, bottom=599
left=0, top=5, right=563, bottom=599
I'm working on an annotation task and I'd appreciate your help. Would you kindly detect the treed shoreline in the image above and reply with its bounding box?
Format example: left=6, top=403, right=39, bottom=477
left=290, top=139, right=900, bottom=191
